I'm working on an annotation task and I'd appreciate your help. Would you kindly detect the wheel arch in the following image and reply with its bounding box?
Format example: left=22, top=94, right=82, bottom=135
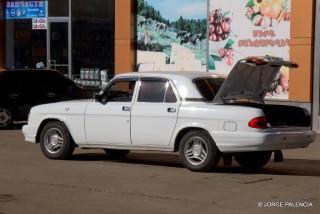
left=173, top=127, right=212, bottom=152
left=36, top=118, right=76, bottom=145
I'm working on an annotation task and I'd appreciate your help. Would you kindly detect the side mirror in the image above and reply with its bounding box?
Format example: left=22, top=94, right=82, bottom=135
left=94, top=92, right=108, bottom=104
left=94, top=92, right=101, bottom=102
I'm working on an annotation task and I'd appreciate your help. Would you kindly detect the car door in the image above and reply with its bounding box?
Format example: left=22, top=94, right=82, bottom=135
left=85, top=78, right=137, bottom=145
left=131, top=78, right=180, bottom=146
left=0, top=72, right=22, bottom=118
left=19, top=71, right=44, bottom=118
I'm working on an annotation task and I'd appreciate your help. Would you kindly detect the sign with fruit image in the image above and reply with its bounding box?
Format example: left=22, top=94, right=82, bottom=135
left=246, top=0, right=290, bottom=28
left=209, top=0, right=291, bottom=100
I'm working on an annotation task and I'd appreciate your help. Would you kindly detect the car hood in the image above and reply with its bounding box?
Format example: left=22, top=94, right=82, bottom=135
left=31, top=99, right=93, bottom=114
left=212, top=57, right=298, bottom=104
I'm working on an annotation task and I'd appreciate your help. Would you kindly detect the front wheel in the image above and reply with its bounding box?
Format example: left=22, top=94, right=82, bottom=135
left=234, top=151, right=272, bottom=170
left=0, top=107, right=13, bottom=129
left=40, top=121, right=75, bottom=160
left=179, top=131, right=221, bottom=172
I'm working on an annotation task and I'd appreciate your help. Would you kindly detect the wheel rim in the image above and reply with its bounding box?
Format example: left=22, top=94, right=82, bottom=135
left=184, top=136, right=208, bottom=166
left=44, top=128, right=64, bottom=154
left=0, top=108, right=12, bottom=128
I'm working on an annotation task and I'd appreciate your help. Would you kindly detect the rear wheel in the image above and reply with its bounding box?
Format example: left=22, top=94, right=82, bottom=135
left=40, top=121, right=75, bottom=160
left=179, top=131, right=221, bottom=172
left=234, top=151, right=272, bottom=170
left=0, top=107, right=13, bottom=129
left=103, top=149, right=130, bottom=160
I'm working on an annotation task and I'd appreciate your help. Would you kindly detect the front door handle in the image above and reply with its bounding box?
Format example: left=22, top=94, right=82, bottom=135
left=122, top=106, right=131, bottom=111
left=167, top=108, right=176, bottom=113
left=9, top=93, right=19, bottom=99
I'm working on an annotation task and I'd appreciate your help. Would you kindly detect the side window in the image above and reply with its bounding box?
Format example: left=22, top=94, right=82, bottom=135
left=138, top=80, right=166, bottom=103
left=138, top=80, right=177, bottom=103
left=102, top=80, right=136, bottom=102
left=42, top=72, right=74, bottom=93
left=165, top=84, right=177, bottom=103
left=20, top=72, right=40, bottom=94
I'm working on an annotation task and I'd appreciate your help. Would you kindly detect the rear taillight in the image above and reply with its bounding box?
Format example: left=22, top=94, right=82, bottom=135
left=249, top=116, right=268, bottom=129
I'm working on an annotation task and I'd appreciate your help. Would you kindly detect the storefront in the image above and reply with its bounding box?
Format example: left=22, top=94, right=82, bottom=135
left=0, top=0, right=320, bottom=131
left=2, top=0, right=115, bottom=84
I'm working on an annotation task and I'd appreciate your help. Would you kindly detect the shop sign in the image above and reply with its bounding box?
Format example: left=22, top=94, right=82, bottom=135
left=208, top=0, right=291, bottom=100
left=5, top=1, right=47, bottom=19
left=32, top=18, right=47, bottom=30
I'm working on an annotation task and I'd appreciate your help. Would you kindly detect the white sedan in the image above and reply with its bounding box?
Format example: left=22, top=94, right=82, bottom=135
left=23, top=57, right=315, bottom=172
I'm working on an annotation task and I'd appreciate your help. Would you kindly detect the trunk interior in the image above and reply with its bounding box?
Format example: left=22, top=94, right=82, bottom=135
left=233, top=103, right=311, bottom=128
left=263, top=104, right=311, bottom=127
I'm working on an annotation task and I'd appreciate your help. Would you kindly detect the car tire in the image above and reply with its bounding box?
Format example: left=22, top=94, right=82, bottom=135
left=0, top=107, right=13, bottom=130
left=179, top=130, right=221, bottom=172
left=103, top=149, right=130, bottom=160
left=40, top=121, right=75, bottom=160
left=234, top=151, right=272, bottom=170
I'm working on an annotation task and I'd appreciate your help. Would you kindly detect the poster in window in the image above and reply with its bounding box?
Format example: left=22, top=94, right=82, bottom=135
left=136, top=0, right=207, bottom=72
left=209, top=0, right=291, bottom=100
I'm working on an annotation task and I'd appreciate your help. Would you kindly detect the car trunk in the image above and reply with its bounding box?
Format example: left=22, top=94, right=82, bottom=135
left=211, top=57, right=310, bottom=128
left=229, top=103, right=311, bottom=128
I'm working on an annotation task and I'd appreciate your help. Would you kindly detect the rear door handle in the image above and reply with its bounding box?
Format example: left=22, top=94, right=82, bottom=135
left=47, top=92, right=56, bottom=98
left=9, top=93, right=19, bottom=99
left=122, top=106, right=131, bottom=111
left=167, top=108, right=176, bottom=113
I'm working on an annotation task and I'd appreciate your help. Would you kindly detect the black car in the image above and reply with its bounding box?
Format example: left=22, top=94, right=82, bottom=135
left=0, top=69, right=90, bottom=129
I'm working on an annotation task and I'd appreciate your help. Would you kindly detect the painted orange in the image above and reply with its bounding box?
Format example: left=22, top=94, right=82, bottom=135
left=289, top=0, right=314, bottom=102
left=115, top=0, right=135, bottom=74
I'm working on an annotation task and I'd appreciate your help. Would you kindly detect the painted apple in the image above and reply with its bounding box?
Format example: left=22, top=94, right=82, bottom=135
left=218, top=48, right=226, bottom=58
left=280, top=74, right=289, bottom=91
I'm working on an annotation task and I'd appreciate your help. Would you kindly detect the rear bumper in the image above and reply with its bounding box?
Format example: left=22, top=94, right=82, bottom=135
left=213, top=129, right=316, bottom=153
left=22, top=125, right=37, bottom=143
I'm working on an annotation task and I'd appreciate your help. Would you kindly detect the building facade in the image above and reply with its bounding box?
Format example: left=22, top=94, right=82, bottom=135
left=0, top=0, right=320, bottom=131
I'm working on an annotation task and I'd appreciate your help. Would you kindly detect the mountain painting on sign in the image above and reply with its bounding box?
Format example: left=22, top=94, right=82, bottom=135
left=136, top=0, right=207, bottom=72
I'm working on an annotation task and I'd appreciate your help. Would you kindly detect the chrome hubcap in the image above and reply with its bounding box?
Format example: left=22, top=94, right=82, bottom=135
left=44, top=128, right=64, bottom=154
left=0, top=109, right=12, bottom=128
left=184, top=136, right=208, bottom=166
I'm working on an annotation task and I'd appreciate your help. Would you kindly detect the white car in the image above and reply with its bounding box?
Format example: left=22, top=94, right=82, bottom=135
left=22, top=56, right=315, bottom=172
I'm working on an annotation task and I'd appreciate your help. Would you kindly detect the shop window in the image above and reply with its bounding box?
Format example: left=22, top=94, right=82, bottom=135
left=5, top=19, right=47, bottom=69
left=48, top=0, right=69, bottom=17
left=71, top=0, right=115, bottom=80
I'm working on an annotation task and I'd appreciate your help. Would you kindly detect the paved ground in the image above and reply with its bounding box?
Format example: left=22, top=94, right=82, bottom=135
left=0, top=129, right=319, bottom=214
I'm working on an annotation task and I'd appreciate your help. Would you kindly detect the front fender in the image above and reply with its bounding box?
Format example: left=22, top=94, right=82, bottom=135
left=36, top=114, right=86, bottom=145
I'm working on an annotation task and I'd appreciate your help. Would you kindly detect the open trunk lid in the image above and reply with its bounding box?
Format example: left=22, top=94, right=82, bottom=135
left=213, top=56, right=298, bottom=104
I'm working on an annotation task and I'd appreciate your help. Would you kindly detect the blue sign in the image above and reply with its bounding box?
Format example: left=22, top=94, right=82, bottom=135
left=5, top=1, right=47, bottom=19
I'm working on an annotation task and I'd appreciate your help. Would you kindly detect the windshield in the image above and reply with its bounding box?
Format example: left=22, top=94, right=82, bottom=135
left=193, top=77, right=225, bottom=102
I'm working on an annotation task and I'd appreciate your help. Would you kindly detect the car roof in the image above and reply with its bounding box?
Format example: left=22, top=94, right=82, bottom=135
left=117, top=71, right=225, bottom=80
left=116, top=72, right=226, bottom=99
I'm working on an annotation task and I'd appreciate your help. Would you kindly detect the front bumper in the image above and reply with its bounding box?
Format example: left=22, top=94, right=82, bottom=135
left=213, top=129, right=316, bottom=153
left=22, top=125, right=37, bottom=143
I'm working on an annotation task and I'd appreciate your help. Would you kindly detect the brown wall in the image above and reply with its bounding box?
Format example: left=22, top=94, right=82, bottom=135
left=115, top=0, right=135, bottom=74
left=0, top=0, right=5, bottom=71
left=289, top=0, right=314, bottom=102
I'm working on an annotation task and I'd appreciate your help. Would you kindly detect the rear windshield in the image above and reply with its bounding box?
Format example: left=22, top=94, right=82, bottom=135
left=193, top=78, right=224, bottom=102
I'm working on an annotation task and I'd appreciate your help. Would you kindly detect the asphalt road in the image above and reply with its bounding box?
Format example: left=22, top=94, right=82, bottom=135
left=0, top=129, right=319, bottom=214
